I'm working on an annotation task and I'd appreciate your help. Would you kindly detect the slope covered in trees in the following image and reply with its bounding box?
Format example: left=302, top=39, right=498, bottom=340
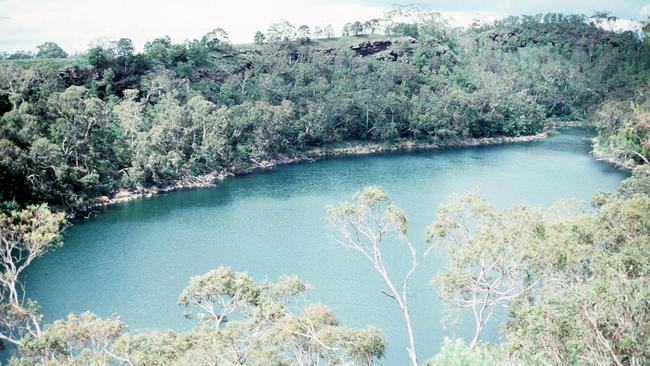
left=1, top=12, right=648, bottom=210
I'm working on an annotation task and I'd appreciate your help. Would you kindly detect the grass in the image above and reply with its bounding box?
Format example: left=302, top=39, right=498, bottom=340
left=0, top=57, right=87, bottom=68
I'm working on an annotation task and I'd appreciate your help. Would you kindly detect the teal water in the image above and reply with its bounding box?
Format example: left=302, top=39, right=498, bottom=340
left=21, top=128, right=627, bottom=364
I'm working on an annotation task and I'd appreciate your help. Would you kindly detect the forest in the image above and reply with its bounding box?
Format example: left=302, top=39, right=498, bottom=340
left=1, top=9, right=649, bottom=366
left=1, top=11, right=648, bottom=209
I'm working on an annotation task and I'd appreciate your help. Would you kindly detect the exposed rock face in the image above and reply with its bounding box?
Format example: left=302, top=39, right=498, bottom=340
left=349, top=40, right=392, bottom=56
left=59, top=67, right=96, bottom=87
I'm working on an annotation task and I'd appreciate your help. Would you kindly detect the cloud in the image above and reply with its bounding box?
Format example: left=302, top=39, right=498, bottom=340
left=1, top=0, right=646, bottom=53
left=357, top=0, right=649, bottom=19
left=0, top=0, right=387, bottom=52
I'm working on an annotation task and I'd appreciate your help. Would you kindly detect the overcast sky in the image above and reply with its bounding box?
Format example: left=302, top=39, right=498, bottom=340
left=1, top=0, right=649, bottom=53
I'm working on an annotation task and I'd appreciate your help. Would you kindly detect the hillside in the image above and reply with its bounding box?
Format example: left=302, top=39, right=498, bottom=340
left=0, top=15, right=648, bottom=209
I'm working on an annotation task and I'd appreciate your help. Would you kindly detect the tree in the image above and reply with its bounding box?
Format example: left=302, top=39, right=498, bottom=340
left=364, top=19, right=380, bottom=34
left=0, top=64, right=36, bottom=110
left=326, top=186, right=432, bottom=366
left=183, top=95, right=230, bottom=173
left=297, top=25, right=311, bottom=42
left=504, top=190, right=650, bottom=366
left=14, top=266, right=386, bottom=365
left=427, top=194, right=548, bottom=347
left=86, top=43, right=114, bottom=70
left=253, top=31, right=265, bottom=45
left=130, top=94, right=184, bottom=185
left=177, top=267, right=386, bottom=366
left=593, top=89, right=650, bottom=166
left=113, top=89, right=144, bottom=151
left=47, top=86, right=111, bottom=171
left=0, top=204, right=65, bottom=346
left=229, top=100, right=296, bottom=160
left=35, top=42, right=67, bottom=59
left=351, top=21, right=364, bottom=36
left=323, top=24, right=335, bottom=39
left=5, top=51, right=33, bottom=60
left=178, top=267, right=260, bottom=329
left=391, top=23, right=419, bottom=38
left=19, top=312, right=127, bottom=364
left=342, top=23, right=351, bottom=37
left=115, top=38, right=134, bottom=59
left=202, top=28, right=230, bottom=48
left=140, top=68, right=188, bottom=103
left=266, top=20, right=296, bottom=43
left=143, top=36, right=184, bottom=67
left=313, top=26, right=323, bottom=39
left=424, top=338, right=498, bottom=366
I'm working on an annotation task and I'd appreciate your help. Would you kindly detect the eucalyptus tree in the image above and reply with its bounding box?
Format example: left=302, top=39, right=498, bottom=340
left=297, top=25, right=311, bottom=42
left=13, top=266, right=385, bottom=365
left=351, top=21, right=364, bottom=36
left=113, top=89, right=144, bottom=152
left=326, top=186, right=433, bottom=366
left=313, top=26, right=323, bottom=39
left=35, top=42, right=67, bottom=59
left=266, top=20, right=296, bottom=43
left=426, top=194, right=554, bottom=347
left=45, top=85, right=121, bottom=202
left=176, top=267, right=386, bottom=365
left=0, top=204, right=65, bottom=347
left=202, top=28, right=230, bottom=47
left=424, top=338, right=499, bottom=366
left=323, top=24, right=335, bottom=39
left=253, top=31, right=265, bottom=45
left=17, top=312, right=127, bottom=364
left=592, top=86, right=650, bottom=165
left=183, top=95, right=231, bottom=173
left=178, top=266, right=260, bottom=330
left=0, top=64, right=37, bottom=110
left=504, top=191, right=650, bottom=366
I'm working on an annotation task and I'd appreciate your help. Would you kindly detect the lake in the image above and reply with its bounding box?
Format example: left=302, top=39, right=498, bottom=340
left=22, top=128, right=628, bottom=364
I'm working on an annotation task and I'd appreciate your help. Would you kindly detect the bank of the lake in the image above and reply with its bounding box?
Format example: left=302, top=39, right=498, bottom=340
left=22, top=128, right=628, bottom=365
left=82, top=131, right=551, bottom=214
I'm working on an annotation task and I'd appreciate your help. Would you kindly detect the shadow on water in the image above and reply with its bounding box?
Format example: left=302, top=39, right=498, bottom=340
left=9, top=128, right=628, bottom=365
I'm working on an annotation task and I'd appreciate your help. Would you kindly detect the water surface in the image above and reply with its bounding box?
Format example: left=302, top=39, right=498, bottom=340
left=23, top=128, right=627, bottom=364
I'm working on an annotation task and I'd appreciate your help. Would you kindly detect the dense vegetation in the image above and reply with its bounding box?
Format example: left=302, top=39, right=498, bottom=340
left=593, top=85, right=650, bottom=166
left=1, top=11, right=648, bottom=209
left=1, top=9, right=650, bottom=366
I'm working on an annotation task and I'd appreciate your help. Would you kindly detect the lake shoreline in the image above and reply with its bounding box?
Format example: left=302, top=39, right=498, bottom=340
left=77, top=131, right=553, bottom=216
left=590, top=138, right=639, bottom=170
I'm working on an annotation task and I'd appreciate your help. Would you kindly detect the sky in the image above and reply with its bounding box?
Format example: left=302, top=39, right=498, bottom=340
left=0, top=0, right=649, bottom=53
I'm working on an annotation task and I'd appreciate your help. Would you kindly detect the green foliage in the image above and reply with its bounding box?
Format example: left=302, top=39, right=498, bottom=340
left=35, top=43, right=67, bottom=59
left=593, top=91, right=650, bottom=165
left=392, top=23, right=419, bottom=38
left=424, top=338, right=499, bottom=366
left=503, top=191, right=650, bottom=365
left=326, top=186, right=409, bottom=236
left=0, top=204, right=65, bottom=347
left=18, top=312, right=124, bottom=363
left=253, top=31, right=265, bottom=45
left=1, top=12, right=648, bottom=209
left=9, top=268, right=386, bottom=365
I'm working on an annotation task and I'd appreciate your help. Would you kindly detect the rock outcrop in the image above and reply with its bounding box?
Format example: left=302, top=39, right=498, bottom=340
left=349, top=40, right=393, bottom=56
